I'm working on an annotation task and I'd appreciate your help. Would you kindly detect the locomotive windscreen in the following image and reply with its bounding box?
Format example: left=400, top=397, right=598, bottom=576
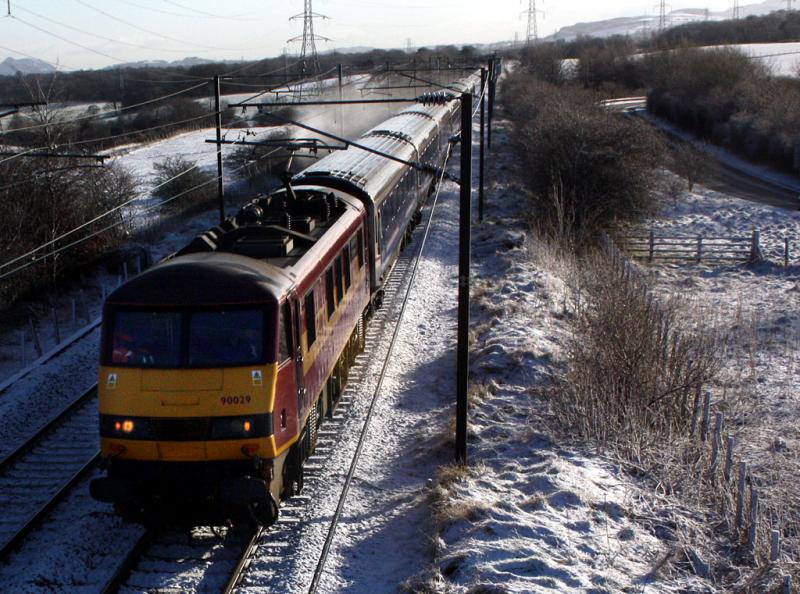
left=106, top=307, right=274, bottom=368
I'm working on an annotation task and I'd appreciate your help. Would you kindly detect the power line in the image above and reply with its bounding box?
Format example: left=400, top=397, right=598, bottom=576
left=72, top=0, right=262, bottom=53
left=15, top=5, right=195, bottom=54
left=0, top=80, right=210, bottom=164
left=112, top=0, right=249, bottom=20
left=161, top=0, right=253, bottom=20
left=0, top=146, right=285, bottom=282
left=10, top=15, right=127, bottom=65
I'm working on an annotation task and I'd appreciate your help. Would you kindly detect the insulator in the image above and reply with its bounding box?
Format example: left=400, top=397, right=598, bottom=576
left=417, top=91, right=455, bottom=106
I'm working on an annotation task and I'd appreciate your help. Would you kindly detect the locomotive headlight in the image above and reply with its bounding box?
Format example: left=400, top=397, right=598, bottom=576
left=100, top=415, right=151, bottom=439
left=210, top=416, right=261, bottom=439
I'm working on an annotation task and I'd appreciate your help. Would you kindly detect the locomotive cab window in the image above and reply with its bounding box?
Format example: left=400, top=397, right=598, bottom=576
left=107, top=308, right=268, bottom=368
left=110, top=311, right=181, bottom=367
left=188, top=310, right=264, bottom=367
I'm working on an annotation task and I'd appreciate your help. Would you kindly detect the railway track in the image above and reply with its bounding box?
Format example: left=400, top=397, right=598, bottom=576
left=226, top=158, right=452, bottom=594
left=0, top=385, right=100, bottom=561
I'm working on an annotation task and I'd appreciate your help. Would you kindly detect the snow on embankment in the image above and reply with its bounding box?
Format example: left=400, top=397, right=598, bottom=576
left=406, top=120, right=687, bottom=593
left=639, top=174, right=800, bottom=534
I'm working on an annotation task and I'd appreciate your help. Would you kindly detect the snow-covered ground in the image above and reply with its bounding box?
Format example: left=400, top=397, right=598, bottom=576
left=395, top=119, right=717, bottom=593
left=635, top=172, right=800, bottom=560
left=703, top=42, right=800, bottom=77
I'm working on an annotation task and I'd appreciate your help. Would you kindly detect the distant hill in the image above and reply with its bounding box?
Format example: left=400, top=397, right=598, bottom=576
left=549, top=0, right=794, bottom=41
left=109, top=56, right=238, bottom=70
left=0, top=57, right=56, bottom=76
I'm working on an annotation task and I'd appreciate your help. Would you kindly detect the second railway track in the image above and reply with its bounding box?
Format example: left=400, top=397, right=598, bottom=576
left=0, top=385, right=100, bottom=561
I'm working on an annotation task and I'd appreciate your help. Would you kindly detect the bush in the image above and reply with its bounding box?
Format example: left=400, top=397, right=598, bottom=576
left=504, top=73, right=664, bottom=242
left=151, top=157, right=215, bottom=211
left=552, top=252, right=720, bottom=458
left=0, top=159, right=137, bottom=306
left=644, top=46, right=800, bottom=173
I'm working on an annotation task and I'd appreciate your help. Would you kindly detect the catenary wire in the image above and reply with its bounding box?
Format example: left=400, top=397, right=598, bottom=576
left=0, top=146, right=286, bottom=281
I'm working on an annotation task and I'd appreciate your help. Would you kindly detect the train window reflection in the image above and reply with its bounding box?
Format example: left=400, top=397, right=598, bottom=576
left=188, top=310, right=264, bottom=367
left=111, top=311, right=181, bottom=366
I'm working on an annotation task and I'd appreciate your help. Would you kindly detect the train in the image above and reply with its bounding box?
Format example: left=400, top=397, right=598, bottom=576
left=90, top=71, right=480, bottom=525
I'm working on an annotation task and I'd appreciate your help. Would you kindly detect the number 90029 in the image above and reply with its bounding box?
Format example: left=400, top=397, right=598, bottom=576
left=220, top=395, right=251, bottom=405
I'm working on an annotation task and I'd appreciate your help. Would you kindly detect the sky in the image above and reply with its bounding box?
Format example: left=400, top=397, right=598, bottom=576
left=0, top=0, right=770, bottom=70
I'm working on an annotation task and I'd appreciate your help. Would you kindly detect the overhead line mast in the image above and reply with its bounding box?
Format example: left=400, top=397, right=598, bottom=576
left=733, top=0, right=741, bottom=19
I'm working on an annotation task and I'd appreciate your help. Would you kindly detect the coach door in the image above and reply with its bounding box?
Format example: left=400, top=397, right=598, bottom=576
left=290, top=295, right=307, bottom=413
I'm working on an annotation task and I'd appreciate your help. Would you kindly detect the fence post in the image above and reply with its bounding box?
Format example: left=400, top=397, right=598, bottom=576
left=696, top=235, right=703, bottom=262
left=785, top=236, right=789, bottom=270
left=649, top=229, right=655, bottom=262
left=748, top=488, right=759, bottom=559
left=71, top=298, right=77, bottom=329
left=122, top=261, right=129, bottom=282
left=736, top=462, right=747, bottom=530
left=19, top=330, right=26, bottom=367
left=724, top=436, right=735, bottom=482
left=690, top=385, right=702, bottom=437
left=770, top=529, right=780, bottom=563
left=750, top=229, right=761, bottom=262
left=28, top=316, right=42, bottom=358
left=709, top=413, right=723, bottom=478
left=51, top=307, right=61, bottom=344
left=784, top=575, right=792, bottom=594
left=700, top=391, right=711, bottom=443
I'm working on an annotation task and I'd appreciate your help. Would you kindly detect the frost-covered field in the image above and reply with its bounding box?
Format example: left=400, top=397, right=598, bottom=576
left=704, top=42, right=800, bottom=77
left=638, top=173, right=800, bottom=532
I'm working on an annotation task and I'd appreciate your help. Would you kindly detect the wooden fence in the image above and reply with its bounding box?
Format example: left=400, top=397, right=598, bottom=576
left=601, top=233, right=792, bottom=592
left=618, top=229, right=762, bottom=264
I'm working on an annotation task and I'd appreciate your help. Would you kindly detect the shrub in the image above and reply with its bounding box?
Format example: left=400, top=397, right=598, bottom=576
left=503, top=73, right=664, bottom=242
left=151, top=157, right=215, bottom=211
left=0, top=159, right=137, bottom=306
left=551, top=252, right=720, bottom=459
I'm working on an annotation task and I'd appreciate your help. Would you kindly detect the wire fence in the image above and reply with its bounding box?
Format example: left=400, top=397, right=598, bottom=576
left=601, top=232, right=794, bottom=592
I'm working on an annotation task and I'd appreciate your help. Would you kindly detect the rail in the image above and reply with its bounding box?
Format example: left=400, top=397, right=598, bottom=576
left=0, top=385, right=100, bottom=561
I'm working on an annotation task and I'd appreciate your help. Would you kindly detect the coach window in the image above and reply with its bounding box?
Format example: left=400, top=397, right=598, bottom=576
left=325, top=267, right=335, bottom=318
left=304, top=290, right=316, bottom=348
left=335, top=255, right=344, bottom=302
left=357, top=229, right=365, bottom=269
left=343, top=245, right=351, bottom=290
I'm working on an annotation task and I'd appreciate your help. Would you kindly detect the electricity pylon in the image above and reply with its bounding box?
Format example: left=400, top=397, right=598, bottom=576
left=288, top=0, right=330, bottom=77
left=524, top=0, right=544, bottom=46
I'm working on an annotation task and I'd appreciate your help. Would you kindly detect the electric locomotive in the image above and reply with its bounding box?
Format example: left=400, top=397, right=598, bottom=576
left=90, top=72, right=479, bottom=524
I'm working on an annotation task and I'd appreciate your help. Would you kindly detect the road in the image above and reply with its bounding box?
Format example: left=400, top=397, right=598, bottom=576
left=609, top=98, right=800, bottom=210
